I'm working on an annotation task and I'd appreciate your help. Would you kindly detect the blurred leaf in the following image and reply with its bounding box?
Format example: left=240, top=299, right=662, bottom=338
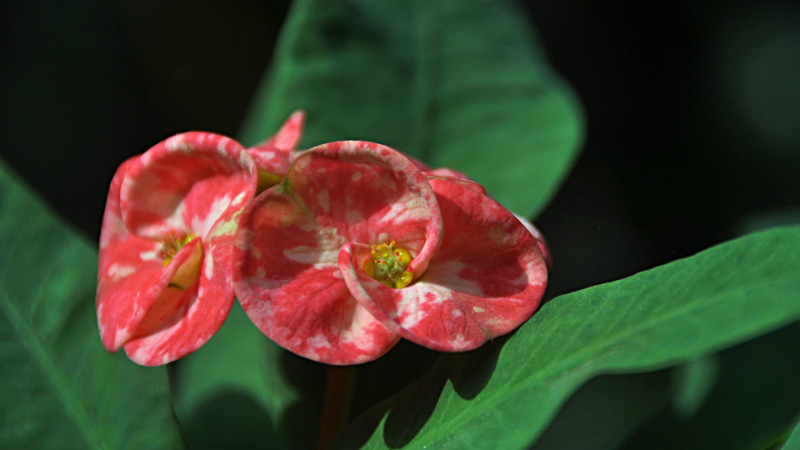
left=172, top=303, right=328, bottom=450
left=0, top=159, right=182, bottom=449
left=621, top=322, right=800, bottom=450
left=333, top=226, right=800, bottom=449
left=171, top=304, right=290, bottom=449
left=532, top=371, right=674, bottom=450
left=671, top=355, right=719, bottom=418
left=783, top=419, right=800, bottom=449
left=240, top=0, right=584, bottom=218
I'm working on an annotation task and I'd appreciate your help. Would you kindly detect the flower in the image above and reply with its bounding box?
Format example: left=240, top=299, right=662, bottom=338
left=247, top=110, right=306, bottom=192
left=96, top=132, right=257, bottom=365
left=232, top=141, right=548, bottom=364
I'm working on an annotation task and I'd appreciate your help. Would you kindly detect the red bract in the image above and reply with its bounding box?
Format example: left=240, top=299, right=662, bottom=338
left=97, top=132, right=257, bottom=366
left=233, top=141, right=548, bottom=364
left=247, top=110, right=306, bottom=191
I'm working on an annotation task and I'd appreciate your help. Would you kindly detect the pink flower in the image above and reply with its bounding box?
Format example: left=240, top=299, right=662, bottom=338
left=247, top=110, right=306, bottom=191
left=96, top=132, right=257, bottom=365
left=232, top=141, right=548, bottom=364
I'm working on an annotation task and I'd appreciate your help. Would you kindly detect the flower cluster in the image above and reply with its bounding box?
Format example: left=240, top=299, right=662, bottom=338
left=97, top=113, right=549, bottom=366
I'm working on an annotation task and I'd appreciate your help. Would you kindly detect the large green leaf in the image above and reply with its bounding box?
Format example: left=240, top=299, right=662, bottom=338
left=333, top=226, right=800, bottom=449
left=240, top=0, right=584, bottom=218
left=0, top=160, right=182, bottom=449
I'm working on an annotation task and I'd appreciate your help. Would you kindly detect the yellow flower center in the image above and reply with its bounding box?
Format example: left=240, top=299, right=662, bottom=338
left=363, top=241, right=413, bottom=289
left=159, top=233, right=196, bottom=266
left=159, top=233, right=202, bottom=290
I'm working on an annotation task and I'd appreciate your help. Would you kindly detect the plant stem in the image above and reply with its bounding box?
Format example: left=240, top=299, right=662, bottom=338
left=317, top=365, right=356, bottom=449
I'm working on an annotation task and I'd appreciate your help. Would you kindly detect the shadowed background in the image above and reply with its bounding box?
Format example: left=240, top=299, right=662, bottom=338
left=3, top=0, right=798, bottom=298
left=2, top=1, right=799, bottom=448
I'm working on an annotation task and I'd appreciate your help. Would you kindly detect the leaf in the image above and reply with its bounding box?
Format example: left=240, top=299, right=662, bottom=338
left=240, top=0, right=584, bottom=218
left=532, top=370, right=674, bottom=450
left=171, top=303, right=329, bottom=450
left=333, top=226, right=800, bottom=449
left=670, top=355, right=719, bottom=419
left=171, top=304, right=286, bottom=449
left=0, top=159, right=182, bottom=449
left=783, top=419, right=800, bottom=450
left=621, top=322, right=800, bottom=450
left=171, top=304, right=295, bottom=449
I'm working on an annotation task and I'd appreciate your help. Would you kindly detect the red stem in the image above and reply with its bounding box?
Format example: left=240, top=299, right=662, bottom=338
left=317, top=366, right=356, bottom=449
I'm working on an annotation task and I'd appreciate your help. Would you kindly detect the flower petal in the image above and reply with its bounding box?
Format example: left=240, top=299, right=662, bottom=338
left=341, top=179, right=547, bottom=352
left=248, top=110, right=306, bottom=175
left=258, top=110, right=306, bottom=150
left=514, top=213, right=553, bottom=269
left=288, top=141, right=443, bottom=276
left=233, top=141, right=443, bottom=363
left=424, top=168, right=487, bottom=195
left=98, top=132, right=257, bottom=365
left=121, top=132, right=256, bottom=240
left=233, top=187, right=399, bottom=364
left=97, top=234, right=201, bottom=356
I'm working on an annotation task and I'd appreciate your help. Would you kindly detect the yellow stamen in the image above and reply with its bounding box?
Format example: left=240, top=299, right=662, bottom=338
left=363, top=240, right=413, bottom=289
left=160, top=233, right=196, bottom=267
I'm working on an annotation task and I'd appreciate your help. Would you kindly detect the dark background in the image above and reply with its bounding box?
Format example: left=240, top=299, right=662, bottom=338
left=2, top=0, right=799, bottom=297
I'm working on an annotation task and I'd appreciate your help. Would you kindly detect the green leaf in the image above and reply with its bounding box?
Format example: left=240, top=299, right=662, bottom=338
left=783, top=419, right=800, bottom=450
left=240, top=0, right=584, bottom=218
left=0, top=159, right=183, bottom=449
left=670, top=355, right=719, bottom=419
left=532, top=370, right=674, bottom=450
left=172, top=303, right=329, bottom=450
left=333, top=226, right=800, bottom=449
left=622, top=322, right=800, bottom=450
left=171, top=304, right=287, bottom=449
left=171, top=304, right=297, bottom=449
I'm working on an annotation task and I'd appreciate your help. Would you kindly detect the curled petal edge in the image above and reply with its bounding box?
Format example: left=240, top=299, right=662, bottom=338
left=340, top=179, right=548, bottom=352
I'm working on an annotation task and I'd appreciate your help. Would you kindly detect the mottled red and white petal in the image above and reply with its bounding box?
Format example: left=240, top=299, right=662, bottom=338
left=258, top=110, right=305, bottom=150
left=122, top=235, right=241, bottom=366
left=233, top=141, right=443, bottom=364
left=98, top=132, right=257, bottom=365
left=97, top=156, right=150, bottom=351
left=248, top=110, right=306, bottom=175
left=121, top=132, right=256, bottom=240
left=287, top=141, right=443, bottom=276
left=233, top=187, right=399, bottom=364
left=341, top=179, right=547, bottom=352
left=424, top=168, right=487, bottom=195
left=514, top=213, right=553, bottom=269
left=97, top=236, right=201, bottom=355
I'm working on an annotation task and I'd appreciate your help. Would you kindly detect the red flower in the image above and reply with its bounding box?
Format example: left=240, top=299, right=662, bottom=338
left=97, top=132, right=257, bottom=365
left=247, top=110, right=306, bottom=192
left=232, top=141, right=548, bottom=364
